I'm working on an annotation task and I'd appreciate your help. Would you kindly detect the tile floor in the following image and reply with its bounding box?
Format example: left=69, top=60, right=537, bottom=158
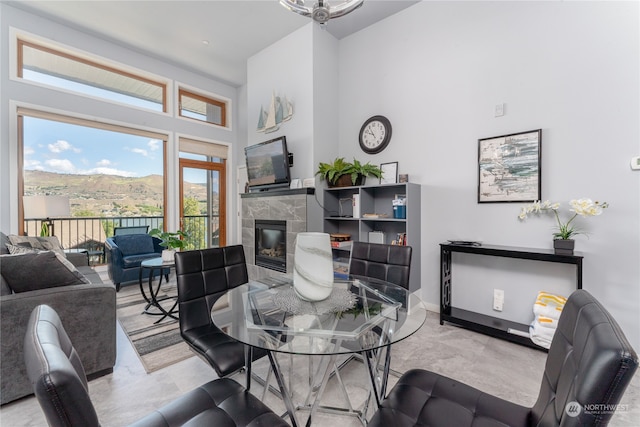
left=1, top=271, right=639, bottom=426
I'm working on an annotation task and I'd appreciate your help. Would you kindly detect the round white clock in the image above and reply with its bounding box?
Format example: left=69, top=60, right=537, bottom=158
left=359, top=115, right=392, bottom=154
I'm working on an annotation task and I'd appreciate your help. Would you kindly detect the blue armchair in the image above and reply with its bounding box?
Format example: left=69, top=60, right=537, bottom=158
left=105, top=234, right=165, bottom=291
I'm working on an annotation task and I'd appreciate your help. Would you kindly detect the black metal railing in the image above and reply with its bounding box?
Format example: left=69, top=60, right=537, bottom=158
left=23, top=215, right=220, bottom=264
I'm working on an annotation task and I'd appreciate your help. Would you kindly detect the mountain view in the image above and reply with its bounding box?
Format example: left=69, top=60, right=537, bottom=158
left=24, top=170, right=210, bottom=217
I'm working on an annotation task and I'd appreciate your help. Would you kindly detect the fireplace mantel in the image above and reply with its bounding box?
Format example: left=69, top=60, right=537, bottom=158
left=240, top=187, right=315, bottom=199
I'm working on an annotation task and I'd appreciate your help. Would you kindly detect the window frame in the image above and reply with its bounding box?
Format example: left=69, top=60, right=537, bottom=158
left=16, top=106, right=169, bottom=236
left=176, top=84, right=231, bottom=129
left=13, top=29, right=170, bottom=114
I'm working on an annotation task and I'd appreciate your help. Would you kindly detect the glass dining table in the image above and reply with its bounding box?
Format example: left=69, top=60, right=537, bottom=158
left=211, top=275, right=427, bottom=427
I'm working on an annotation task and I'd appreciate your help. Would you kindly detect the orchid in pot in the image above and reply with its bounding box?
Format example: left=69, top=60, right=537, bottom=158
left=518, top=198, right=609, bottom=253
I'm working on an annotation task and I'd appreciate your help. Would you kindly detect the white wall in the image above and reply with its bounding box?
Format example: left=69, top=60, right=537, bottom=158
left=312, top=25, right=340, bottom=179
left=0, top=4, right=241, bottom=238
left=247, top=24, right=315, bottom=182
left=338, top=1, right=640, bottom=349
left=246, top=23, right=340, bottom=182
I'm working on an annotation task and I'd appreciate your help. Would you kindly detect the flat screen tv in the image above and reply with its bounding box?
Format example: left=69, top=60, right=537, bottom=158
left=245, top=136, right=291, bottom=192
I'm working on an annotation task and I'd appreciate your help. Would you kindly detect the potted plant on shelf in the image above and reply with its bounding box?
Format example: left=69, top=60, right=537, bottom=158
left=518, top=198, right=609, bottom=254
left=316, top=157, right=382, bottom=187
left=149, top=228, right=189, bottom=262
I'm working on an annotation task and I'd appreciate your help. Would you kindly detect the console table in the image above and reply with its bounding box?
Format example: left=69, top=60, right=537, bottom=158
left=440, top=242, right=583, bottom=349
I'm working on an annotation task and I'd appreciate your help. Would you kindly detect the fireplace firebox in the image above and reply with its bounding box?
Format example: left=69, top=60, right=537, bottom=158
left=255, top=220, right=287, bottom=272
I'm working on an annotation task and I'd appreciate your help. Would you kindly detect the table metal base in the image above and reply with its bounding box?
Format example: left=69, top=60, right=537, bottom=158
left=261, top=345, right=391, bottom=427
left=138, top=266, right=177, bottom=324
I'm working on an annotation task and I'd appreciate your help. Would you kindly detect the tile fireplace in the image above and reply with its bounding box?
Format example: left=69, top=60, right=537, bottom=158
left=241, top=188, right=320, bottom=280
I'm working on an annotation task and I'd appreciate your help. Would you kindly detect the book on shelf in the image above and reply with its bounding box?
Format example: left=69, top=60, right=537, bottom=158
left=330, top=240, right=353, bottom=249
left=362, top=213, right=389, bottom=219
left=392, top=233, right=407, bottom=246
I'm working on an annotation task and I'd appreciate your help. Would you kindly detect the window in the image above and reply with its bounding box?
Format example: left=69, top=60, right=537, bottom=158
left=18, top=107, right=168, bottom=248
left=178, top=88, right=227, bottom=127
left=179, top=137, right=228, bottom=249
left=18, top=38, right=167, bottom=112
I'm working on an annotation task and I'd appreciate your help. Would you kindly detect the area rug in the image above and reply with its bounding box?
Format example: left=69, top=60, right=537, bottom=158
left=115, top=278, right=195, bottom=373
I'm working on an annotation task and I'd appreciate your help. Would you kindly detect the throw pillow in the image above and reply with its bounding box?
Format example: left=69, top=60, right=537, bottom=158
left=6, top=243, right=40, bottom=255
left=0, top=251, right=89, bottom=293
left=7, top=235, right=65, bottom=256
left=0, top=232, right=10, bottom=255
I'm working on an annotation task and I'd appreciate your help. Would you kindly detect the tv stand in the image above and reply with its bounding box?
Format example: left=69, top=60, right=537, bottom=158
left=440, top=242, right=583, bottom=350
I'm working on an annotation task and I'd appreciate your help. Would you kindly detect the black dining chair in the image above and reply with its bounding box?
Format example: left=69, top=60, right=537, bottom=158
left=174, top=246, right=273, bottom=394
left=23, top=304, right=289, bottom=427
left=349, top=241, right=412, bottom=290
left=368, top=289, right=638, bottom=427
left=332, top=241, right=414, bottom=402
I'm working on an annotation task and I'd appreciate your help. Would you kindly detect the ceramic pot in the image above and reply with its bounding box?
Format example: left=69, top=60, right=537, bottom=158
left=553, top=239, right=575, bottom=255
left=293, top=232, right=334, bottom=301
left=161, top=249, right=176, bottom=263
left=328, top=174, right=365, bottom=188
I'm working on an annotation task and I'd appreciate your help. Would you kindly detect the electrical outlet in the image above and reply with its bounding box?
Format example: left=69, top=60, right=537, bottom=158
left=493, top=289, right=504, bottom=312
left=494, top=103, right=505, bottom=117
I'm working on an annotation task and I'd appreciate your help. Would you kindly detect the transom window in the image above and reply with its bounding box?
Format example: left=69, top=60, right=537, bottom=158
left=179, top=88, right=227, bottom=127
left=18, top=38, right=167, bottom=112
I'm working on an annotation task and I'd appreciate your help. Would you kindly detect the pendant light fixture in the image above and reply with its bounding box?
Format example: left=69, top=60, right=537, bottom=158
left=280, top=0, right=365, bottom=26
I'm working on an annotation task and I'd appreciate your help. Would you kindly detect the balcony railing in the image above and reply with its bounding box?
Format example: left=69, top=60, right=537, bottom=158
left=23, top=215, right=219, bottom=265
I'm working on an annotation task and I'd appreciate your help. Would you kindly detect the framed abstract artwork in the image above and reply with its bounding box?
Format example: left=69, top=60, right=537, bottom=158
left=478, top=129, right=541, bottom=203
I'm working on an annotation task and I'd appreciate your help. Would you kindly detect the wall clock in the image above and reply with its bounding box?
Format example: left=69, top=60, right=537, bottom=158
left=359, top=115, right=392, bottom=154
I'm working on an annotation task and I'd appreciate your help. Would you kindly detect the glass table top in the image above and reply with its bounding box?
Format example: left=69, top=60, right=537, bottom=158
left=211, top=275, right=427, bottom=356
left=140, top=257, right=174, bottom=268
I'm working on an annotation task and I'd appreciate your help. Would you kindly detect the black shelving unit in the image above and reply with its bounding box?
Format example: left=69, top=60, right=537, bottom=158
left=440, top=242, right=583, bottom=350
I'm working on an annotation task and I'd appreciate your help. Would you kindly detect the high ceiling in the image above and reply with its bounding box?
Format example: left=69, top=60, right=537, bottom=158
left=9, top=0, right=419, bottom=86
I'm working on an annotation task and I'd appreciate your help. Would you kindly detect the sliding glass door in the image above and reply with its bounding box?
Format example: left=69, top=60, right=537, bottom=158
left=179, top=158, right=226, bottom=249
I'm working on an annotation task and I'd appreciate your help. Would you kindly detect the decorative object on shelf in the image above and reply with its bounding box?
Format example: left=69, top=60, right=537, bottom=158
left=280, top=0, right=364, bottom=26
left=293, top=232, right=334, bottom=301
left=518, top=198, right=609, bottom=254
left=380, top=161, right=398, bottom=184
left=553, top=239, right=575, bottom=255
left=359, top=115, right=392, bottom=154
left=256, top=92, right=293, bottom=133
left=399, top=174, right=409, bottom=183
left=316, top=157, right=382, bottom=187
left=392, top=195, right=406, bottom=219
left=149, top=228, right=189, bottom=262
left=478, top=129, right=541, bottom=203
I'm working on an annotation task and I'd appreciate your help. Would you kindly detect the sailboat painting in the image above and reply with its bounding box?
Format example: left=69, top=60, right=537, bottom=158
left=257, top=92, right=293, bottom=133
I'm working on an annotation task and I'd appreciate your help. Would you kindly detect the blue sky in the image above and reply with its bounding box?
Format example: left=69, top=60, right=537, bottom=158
left=24, top=116, right=163, bottom=178
left=22, top=71, right=211, bottom=184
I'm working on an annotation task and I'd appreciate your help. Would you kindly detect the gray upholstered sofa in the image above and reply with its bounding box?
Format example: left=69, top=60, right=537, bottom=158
left=0, top=232, right=116, bottom=405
